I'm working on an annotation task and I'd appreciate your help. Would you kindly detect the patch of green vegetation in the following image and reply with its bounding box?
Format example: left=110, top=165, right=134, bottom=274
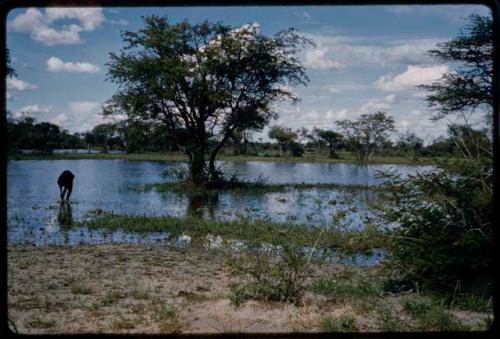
left=319, top=315, right=358, bottom=332
left=132, top=180, right=381, bottom=196
left=70, top=285, right=94, bottom=295
left=98, top=291, right=126, bottom=307
left=453, top=293, right=493, bottom=312
left=111, top=317, right=136, bottom=330
left=130, top=289, right=151, bottom=300
left=402, top=296, right=469, bottom=331
left=374, top=303, right=407, bottom=331
left=153, top=303, right=182, bottom=333
left=227, top=242, right=311, bottom=305
left=25, top=317, right=56, bottom=329
left=310, top=269, right=382, bottom=302
left=154, top=303, right=177, bottom=321
left=77, top=210, right=390, bottom=253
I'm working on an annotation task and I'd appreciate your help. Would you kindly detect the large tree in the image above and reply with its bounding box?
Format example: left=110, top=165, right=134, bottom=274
left=105, top=16, right=310, bottom=186
left=337, top=112, right=395, bottom=163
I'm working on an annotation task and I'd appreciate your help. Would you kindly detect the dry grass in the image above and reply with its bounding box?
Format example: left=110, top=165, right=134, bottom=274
left=7, top=244, right=492, bottom=334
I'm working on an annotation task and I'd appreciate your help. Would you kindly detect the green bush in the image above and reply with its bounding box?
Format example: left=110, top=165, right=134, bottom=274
left=227, top=224, right=319, bottom=305
left=379, top=158, right=492, bottom=293
left=228, top=242, right=313, bottom=305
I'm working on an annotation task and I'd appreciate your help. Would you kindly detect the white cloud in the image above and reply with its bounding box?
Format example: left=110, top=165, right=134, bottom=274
left=64, top=101, right=104, bottom=132
left=385, top=5, right=491, bottom=23
left=275, top=105, right=349, bottom=130
left=7, top=92, right=13, bottom=101
left=360, top=94, right=396, bottom=114
left=14, top=104, right=52, bottom=118
left=374, top=65, right=449, bottom=92
left=45, top=8, right=104, bottom=31
left=8, top=7, right=104, bottom=45
left=303, top=46, right=343, bottom=70
left=395, top=109, right=448, bottom=140
left=50, top=113, right=69, bottom=126
left=7, top=78, right=37, bottom=91
left=33, top=24, right=82, bottom=45
left=304, top=33, right=440, bottom=67
left=109, top=19, right=129, bottom=26
left=327, top=83, right=367, bottom=94
left=47, top=57, right=100, bottom=73
left=70, top=101, right=100, bottom=114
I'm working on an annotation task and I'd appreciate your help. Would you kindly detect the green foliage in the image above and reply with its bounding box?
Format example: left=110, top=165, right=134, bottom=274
left=268, top=126, right=299, bottom=156
left=379, top=158, right=492, bottom=293
left=227, top=238, right=313, bottom=305
left=310, top=273, right=381, bottom=301
left=337, top=111, right=395, bottom=163
left=421, top=15, right=492, bottom=122
left=320, top=315, right=358, bottom=332
left=380, top=14, right=493, bottom=296
left=374, top=304, right=406, bottom=331
left=7, top=117, right=86, bottom=154
left=105, top=16, right=310, bottom=185
left=315, top=129, right=344, bottom=158
left=453, top=293, right=493, bottom=312
left=402, top=296, right=468, bottom=331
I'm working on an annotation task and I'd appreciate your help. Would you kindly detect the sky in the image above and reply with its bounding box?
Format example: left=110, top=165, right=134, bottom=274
left=6, top=4, right=492, bottom=143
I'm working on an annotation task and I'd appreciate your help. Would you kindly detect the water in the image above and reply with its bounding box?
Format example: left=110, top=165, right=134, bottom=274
left=7, top=159, right=430, bottom=251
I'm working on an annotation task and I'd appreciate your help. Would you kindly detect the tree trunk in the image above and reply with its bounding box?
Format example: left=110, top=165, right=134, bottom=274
left=208, top=155, right=218, bottom=185
left=190, top=149, right=206, bottom=185
left=329, top=144, right=336, bottom=158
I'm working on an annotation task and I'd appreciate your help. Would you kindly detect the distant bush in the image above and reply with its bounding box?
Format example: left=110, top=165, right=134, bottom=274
left=289, top=141, right=304, bottom=157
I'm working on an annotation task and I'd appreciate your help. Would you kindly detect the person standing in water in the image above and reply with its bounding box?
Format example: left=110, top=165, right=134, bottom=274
left=57, top=170, right=75, bottom=203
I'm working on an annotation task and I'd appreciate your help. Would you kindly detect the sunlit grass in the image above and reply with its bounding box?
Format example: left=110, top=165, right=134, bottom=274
left=77, top=210, right=390, bottom=253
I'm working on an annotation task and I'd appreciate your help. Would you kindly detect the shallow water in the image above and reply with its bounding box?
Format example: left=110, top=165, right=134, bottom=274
left=7, top=159, right=430, bottom=252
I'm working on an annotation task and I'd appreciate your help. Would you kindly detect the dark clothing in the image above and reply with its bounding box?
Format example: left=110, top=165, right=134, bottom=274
left=58, top=170, right=75, bottom=201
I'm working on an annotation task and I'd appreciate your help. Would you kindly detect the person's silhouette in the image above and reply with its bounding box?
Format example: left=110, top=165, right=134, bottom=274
left=57, top=170, right=75, bottom=203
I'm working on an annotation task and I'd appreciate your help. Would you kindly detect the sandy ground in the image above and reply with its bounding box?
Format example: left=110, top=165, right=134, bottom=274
left=7, top=244, right=492, bottom=334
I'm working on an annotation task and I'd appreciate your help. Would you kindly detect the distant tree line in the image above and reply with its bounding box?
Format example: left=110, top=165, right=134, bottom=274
left=7, top=111, right=484, bottom=161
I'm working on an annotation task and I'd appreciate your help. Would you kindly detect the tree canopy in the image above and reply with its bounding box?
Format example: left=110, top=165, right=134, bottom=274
left=421, top=14, right=492, bottom=124
left=337, top=112, right=395, bottom=163
left=104, top=16, right=310, bottom=185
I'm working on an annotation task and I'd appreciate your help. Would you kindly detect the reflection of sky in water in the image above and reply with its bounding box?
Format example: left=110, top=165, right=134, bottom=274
left=8, top=160, right=430, bottom=247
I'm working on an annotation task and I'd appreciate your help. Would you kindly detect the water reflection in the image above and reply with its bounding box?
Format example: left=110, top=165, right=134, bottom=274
left=58, top=203, right=73, bottom=244
left=58, top=203, right=73, bottom=227
left=187, top=194, right=219, bottom=219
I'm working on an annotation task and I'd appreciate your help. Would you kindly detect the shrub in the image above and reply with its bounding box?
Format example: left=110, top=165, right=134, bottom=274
left=228, top=242, right=313, bottom=305
left=379, top=158, right=492, bottom=293
left=227, top=223, right=320, bottom=305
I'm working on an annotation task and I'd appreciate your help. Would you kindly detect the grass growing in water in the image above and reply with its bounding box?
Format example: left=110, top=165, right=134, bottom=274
left=78, top=210, right=390, bottom=253
left=130, top=181, right=382, bottom=196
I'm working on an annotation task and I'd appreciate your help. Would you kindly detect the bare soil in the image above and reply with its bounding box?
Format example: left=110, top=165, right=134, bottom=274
left=7, top=244, right=491, bottom=334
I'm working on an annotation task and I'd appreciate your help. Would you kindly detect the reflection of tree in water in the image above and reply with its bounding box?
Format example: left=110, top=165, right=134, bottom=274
left=58, top=203, right=73, bottom=244
left=186, top=194, right=219, bottom=220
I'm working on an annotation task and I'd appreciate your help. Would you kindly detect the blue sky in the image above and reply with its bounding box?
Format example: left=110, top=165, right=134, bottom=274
left=6, top=4, right=491, bottom=143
